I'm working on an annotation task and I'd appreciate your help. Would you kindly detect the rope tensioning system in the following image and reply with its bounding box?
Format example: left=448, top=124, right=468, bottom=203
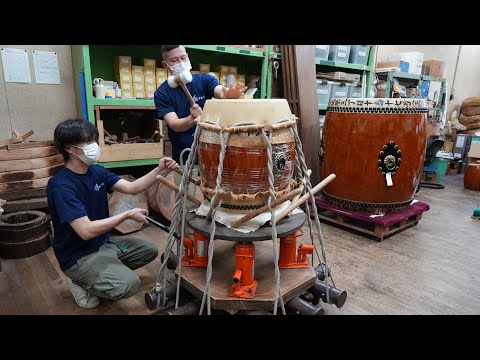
left=149, top=117, right=340, bottom=314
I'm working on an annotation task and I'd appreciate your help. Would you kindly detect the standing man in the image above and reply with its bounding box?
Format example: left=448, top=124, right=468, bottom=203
left=47, top=119, right=179, bottom=309
left=154, top=45, right=248, bottom=165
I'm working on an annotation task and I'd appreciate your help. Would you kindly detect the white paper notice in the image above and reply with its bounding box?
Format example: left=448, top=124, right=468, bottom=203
left=0, top=48, right=31, bottom=83
left=32, top=50, right=60, bottom=84
left=386, top=172, right=393, bottom=186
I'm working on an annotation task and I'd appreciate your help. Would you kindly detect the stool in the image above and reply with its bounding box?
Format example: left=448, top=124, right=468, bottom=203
left=422, top=165, right=438, bottom=182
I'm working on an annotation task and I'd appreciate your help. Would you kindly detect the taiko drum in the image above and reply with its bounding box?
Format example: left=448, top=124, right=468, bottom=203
left=320, top=98, right=427, bottom=213
left=197, top=99, right=297, bottom=213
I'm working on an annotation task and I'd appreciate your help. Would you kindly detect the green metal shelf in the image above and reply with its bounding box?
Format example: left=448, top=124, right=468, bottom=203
left=272, top=52, right=282, bottom=59
left=318, top=104, right=328, bottom=110
left=185, top=45, right=265, bottom=58
left=72, top=44, right=274, bottom=168
left=376, top=70, right=446, bottom=82
left=90, top=98, right=155, bottom=107
left=315, top=59, right=371, bottom=72
left=98, top=158, right=160, bottom=169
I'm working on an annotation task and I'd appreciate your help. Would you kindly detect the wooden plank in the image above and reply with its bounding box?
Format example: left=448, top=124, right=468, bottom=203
left=0, top=146, right=58, bottom=161
left=0, top=153, right=63, bottom=173
left=6, top=140, right=54, bottom=150
left=0, top=130, right=34, bottom=148
left=3, top=259, right=35, bottom=314
left=293, top=45, right=320, bottom=186
left=99, top=143, right=163, bottom=162
left=0, top=164, right=63, bottom=183
left=179, top=240, right=316, bottom=311
left=0, top=260, right=20, bottom=314
left=2, top=197, right=48, bottom=213
left=0, top=187, right=47, bottom=201
left=27, top=255, right=63, bottom=314
left=0, top=176, right=51, bottom=193
left=108, top=175, right=147, bottom=234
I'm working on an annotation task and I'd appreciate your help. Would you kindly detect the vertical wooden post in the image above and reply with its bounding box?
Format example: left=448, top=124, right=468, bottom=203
left=293, top=46, right=321, bottom=186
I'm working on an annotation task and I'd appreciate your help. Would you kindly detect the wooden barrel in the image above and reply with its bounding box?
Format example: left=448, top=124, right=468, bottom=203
left=464, top=163, right=480, bottom=191
left=197, top=99, right=297, bottom=213
left=147, top=172, right=203, bottom=222
left=0, top=210, right=50, bottom=259
left=320, top=98, right=427, bottom=213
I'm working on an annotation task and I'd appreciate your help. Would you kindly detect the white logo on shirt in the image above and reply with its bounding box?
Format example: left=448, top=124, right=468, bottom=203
left=192, top=94, right=205, bottom=102
left=94, top=182, right=105, bottom=191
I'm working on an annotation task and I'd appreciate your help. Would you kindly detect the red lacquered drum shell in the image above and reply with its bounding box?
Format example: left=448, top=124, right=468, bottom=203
left=320, top=98, right=427, bottom=213
left=197, top=99, right=297, bottom=213
left=464, top=164, right=480, bottom=191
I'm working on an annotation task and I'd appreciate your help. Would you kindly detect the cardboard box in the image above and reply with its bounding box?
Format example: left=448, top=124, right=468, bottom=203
left=199, top=64, right=210, bottom=73
left=144, top=75, right=156, bottom=85
left=387, top=52, right=424, bottom=75
left=144, top=68, right=155, bottom=76
left=214, top=65, right=230, bottom=74
left=143, top=58, right=156, bottom=69
left=468, top=139, right=480, bottom=158
left=132, top=65, right=144, bottom=74
left=115, top=73, right=133, bottom=83
left=156, top=68, right=168, bottom=78
left=118, top=82, right=133, bottom=91
left=146, top=92, right=154, bottom=99
left=376, top=60, right=409, bottom=73
left=191, top=70, right=201, bottom=74
left=229, top=66, right=238, bottom=74
left=133, top=83, right=144, bottom=92
left=134, top=91, right=145, bottom=98
left=421, top=59, right=446, bottom=78
left=208, top=72, right=220, bottom=80
left=157, top=78, right=167, bottom=86
left=122, top=90, right=134, bottom=98
left=132, top=74, right=145, bottom=83
left=237, top=74, right=246, bottom=83
left=145, top=83, right=156, bottom=92
left=114, top=56, right=132, bottom=73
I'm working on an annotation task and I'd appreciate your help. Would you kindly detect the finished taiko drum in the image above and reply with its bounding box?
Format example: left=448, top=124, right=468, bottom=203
left=464, top=163, right=480, bottom=191
left=197, top=99, right=297, bottom=213
left=320, top=98, right=427, bottom=213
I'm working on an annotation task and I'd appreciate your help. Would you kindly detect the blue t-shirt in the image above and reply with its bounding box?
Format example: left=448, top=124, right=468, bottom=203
left=154, top=73, right=219, bottom=163
left=47, top=165, right=121, bottom=271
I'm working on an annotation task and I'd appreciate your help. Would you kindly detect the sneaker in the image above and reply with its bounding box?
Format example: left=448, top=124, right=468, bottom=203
left=66, top=278, right=100, bottom=309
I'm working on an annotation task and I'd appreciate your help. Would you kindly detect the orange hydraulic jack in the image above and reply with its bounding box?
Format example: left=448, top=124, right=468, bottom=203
left=229, top=242, right=257, bottom=299
left=181, top=232, right=209, bottom=267
left=278, top=230, right=314, bottom=268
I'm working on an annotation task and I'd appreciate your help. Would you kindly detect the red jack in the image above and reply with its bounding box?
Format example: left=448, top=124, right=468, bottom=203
left=229, top=242, right=257, bottom=299
left=278, top=230, right=313, bottom=268
left=181, top=232, right=209, bottom=267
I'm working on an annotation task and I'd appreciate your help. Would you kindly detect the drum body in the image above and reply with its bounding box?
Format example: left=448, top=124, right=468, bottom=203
left=464, top=164, right=480, bottom=191
left=197, top=99, right=297, bottom=213
left=320, top=98, right=427, bottom=213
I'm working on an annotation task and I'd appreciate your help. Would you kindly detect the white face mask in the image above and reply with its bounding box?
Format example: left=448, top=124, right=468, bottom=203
left=72, top=142, right=100, bottom=165
left=168, top=60, right=192, bottom=75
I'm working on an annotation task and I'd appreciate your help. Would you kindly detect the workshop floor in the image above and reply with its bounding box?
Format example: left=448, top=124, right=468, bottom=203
left=1, top=174, right=479, bottom=315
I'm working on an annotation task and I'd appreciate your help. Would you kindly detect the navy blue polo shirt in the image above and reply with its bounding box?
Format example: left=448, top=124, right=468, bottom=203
left=47, top=165, right=121, bottom=271
left=154, top=73, right=219, bottom=163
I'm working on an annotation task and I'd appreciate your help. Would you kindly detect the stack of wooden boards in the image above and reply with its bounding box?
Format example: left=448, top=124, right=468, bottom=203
left=0, top=131, right=64, bottom=213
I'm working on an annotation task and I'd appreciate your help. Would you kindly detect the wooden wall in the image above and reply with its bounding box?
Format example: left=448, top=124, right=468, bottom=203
left=0, top=45, right=77, bottom=141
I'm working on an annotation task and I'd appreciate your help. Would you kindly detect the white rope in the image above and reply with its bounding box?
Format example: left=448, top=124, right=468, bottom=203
left=199, top=130, right=230, bottom=315
left=292, top=123, right=335, bottom=303
left=261, top=128, right=286, bottom=315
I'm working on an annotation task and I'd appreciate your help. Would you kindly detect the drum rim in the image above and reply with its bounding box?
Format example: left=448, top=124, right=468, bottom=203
left=327, top=97, right=428, bottom=113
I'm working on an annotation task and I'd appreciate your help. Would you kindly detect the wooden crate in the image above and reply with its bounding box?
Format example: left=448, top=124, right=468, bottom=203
left=95, top=103, right=164, bottom=163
